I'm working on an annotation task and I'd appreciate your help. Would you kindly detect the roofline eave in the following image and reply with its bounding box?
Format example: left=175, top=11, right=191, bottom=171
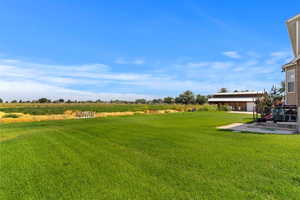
left=282, top=56, right=300, bottom=70
left=286, top=14, right=300, bottom=24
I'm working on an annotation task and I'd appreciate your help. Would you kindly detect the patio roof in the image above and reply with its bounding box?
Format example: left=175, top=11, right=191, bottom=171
left=212, top=91, right=263, bottom=96
left=208, top=98, right=256, bottom=102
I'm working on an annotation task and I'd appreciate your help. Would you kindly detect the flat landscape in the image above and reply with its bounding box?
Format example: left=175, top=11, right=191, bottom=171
left=0, top=103, right=204, bottom=115
left=1, top=112, right=299, bottom=200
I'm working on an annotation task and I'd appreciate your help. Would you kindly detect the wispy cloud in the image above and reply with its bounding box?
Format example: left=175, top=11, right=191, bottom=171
left=0, top=58, right=157, bottom=100
left=0, top=49, right=287, bottom=100
left=183, top=61, right=234, bottom=69
left=265, top=51, right=292, bottom=65
left=114, top=57, right=145, bottom=65
left=0, top=80, right=155, bottom=101
left=222, top=51, right=241, bottom=59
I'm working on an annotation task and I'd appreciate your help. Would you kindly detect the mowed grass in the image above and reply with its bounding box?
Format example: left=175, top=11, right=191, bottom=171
left=0, top=112, right=299, bottom=200
left=0, top=103, right=202, bottom=115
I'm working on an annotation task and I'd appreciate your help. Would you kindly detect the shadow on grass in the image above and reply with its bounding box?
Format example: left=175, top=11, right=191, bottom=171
left=217, top=129, right=268, bottom=135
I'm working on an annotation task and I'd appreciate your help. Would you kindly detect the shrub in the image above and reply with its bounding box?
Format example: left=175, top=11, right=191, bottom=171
left=195, top=104, right=231, bottom=112
left=2, top=114, right=19, bottom=118
left=197, top=104, right=218, bottom=112
left=218, top=105, right=232, bottom=111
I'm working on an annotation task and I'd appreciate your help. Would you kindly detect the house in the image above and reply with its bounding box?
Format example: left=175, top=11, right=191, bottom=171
left=208, top=91, right=264, bottom=112
left=282, top=14, right=300, bottom=107
left=282, top=14, right=300, bottom=132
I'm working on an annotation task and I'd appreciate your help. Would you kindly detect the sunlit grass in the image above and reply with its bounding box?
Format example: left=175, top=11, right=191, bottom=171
left=0, top=112, right=299, bottom=199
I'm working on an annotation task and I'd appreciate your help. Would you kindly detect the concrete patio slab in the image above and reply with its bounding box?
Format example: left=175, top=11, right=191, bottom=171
left=217, top=123, right=298, bottom=135
left=228, top=111, right=254, bottom=115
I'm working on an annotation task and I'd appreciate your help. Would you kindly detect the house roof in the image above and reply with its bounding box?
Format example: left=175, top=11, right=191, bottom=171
left=282, top=55, right=300, bottom=70
left=286, top=14, right=300, bottom=57
left=287, top=14, right=300, bottom=23
left=283, top=14, right=300, bottom=70
left=208, top=98, right=257, bottom=102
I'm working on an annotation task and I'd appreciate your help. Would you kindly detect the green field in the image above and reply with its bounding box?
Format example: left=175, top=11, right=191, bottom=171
left=0, top=103, right=205, bottom=115
left=1, top=112, right=300, bottom=199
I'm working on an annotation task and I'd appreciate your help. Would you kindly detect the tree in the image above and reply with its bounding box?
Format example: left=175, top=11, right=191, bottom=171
left=195, top=95, right=207, bottom=105
left=163, top=97, right=174, bottom=104
left=279, top=81, right=285, bottom=95
left=175, top=96, right=181, bottom=104
left=151, top=99, right=163, bottom=104
left=58, top=99, right=65, bottom=103
left=38, top=98, right=50, bottom=103
left=256, top=84, right=285, bottom=118
left=255, top=92, right=272, bottom=118
left=0, top=98, right=3, bottom=103
left=176, top=90, right=195, bottom=104
left=219, top=88, right=228, bottom=93
left=135, top=99, right=147, bottom=104
left=11, top=100, right=17, bottom=103
left=270, top=85, right=283, bottom=105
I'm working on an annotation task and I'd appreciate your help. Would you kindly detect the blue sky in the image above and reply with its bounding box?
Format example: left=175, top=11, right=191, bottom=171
left=0, top=0, right=299, bottom=100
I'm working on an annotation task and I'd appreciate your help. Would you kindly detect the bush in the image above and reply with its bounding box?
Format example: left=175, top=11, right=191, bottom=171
left=197, top=104, right=218, bottom=112
left=218, top=105, right=232, bottom=111
left=195, top=104, right=231, bottom=112
left=2, top=114, right=19, bottom=118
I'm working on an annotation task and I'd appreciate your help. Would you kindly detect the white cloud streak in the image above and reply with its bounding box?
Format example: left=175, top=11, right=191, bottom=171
left=0, top=50, right=288, bottom=100
left=265, top=51, right=292, bottom=65
left=114, top=57, right=145, bottom=65
left=222, top=51, right=241, bottom=59
left=0, top=80, right=154, bottom=101
left=0, top=58, right=156, bottom=100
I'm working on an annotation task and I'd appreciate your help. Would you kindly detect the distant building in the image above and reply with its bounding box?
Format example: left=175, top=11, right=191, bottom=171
left=282, top=14, right=300, bottom=107
left=208, top=92, right=264, bottom=112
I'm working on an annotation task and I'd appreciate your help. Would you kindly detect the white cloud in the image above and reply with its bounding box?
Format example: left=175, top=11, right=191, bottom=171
left=210, top=61, right=234, bottom=69
left=0, top=49, right=287, bottom=100
left=233, top=67, right=245, bottom=72
left=265, top=51, right=292, bottom=65
left=185, top=62, right=209, bottom=68
left=133, top=59, right=145, bottom=65
left=222, top=51, right=241, bottom=59
left=0, top=58, right=159, bottom=100
left=232, top=60, right=258, bottom=72
left=0, top=80, right=155, bottom=101
left=114, top=57, right=145, bottom=65
left=68, top=72, right=151, bottom=81
left=184, top=61, right=233, bottom=69
left=0, top=58, right=152, bottom=83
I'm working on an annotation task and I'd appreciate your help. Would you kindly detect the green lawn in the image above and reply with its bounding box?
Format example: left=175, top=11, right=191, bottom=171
left=0, top=112, right=299, bottom=200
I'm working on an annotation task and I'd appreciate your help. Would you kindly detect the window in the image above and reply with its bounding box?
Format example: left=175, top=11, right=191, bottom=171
left=288, top=82, right=295, bottom=92
left=286, top=69, right=295, bottom=92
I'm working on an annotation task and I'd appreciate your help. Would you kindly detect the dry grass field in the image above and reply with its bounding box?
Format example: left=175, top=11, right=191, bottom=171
left=0, top=103, right=218, bottom=123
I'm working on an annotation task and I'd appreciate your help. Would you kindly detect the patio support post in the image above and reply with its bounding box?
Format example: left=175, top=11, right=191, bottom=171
left=298, top=107, right=300, bottom=133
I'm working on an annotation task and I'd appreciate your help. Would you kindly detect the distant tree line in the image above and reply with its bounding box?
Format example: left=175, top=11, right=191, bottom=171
left=0, top=90, right=208, bottom=105
left=135, top=91, right=207, bottom=105
left=1, top=85, right=286, bottom=105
